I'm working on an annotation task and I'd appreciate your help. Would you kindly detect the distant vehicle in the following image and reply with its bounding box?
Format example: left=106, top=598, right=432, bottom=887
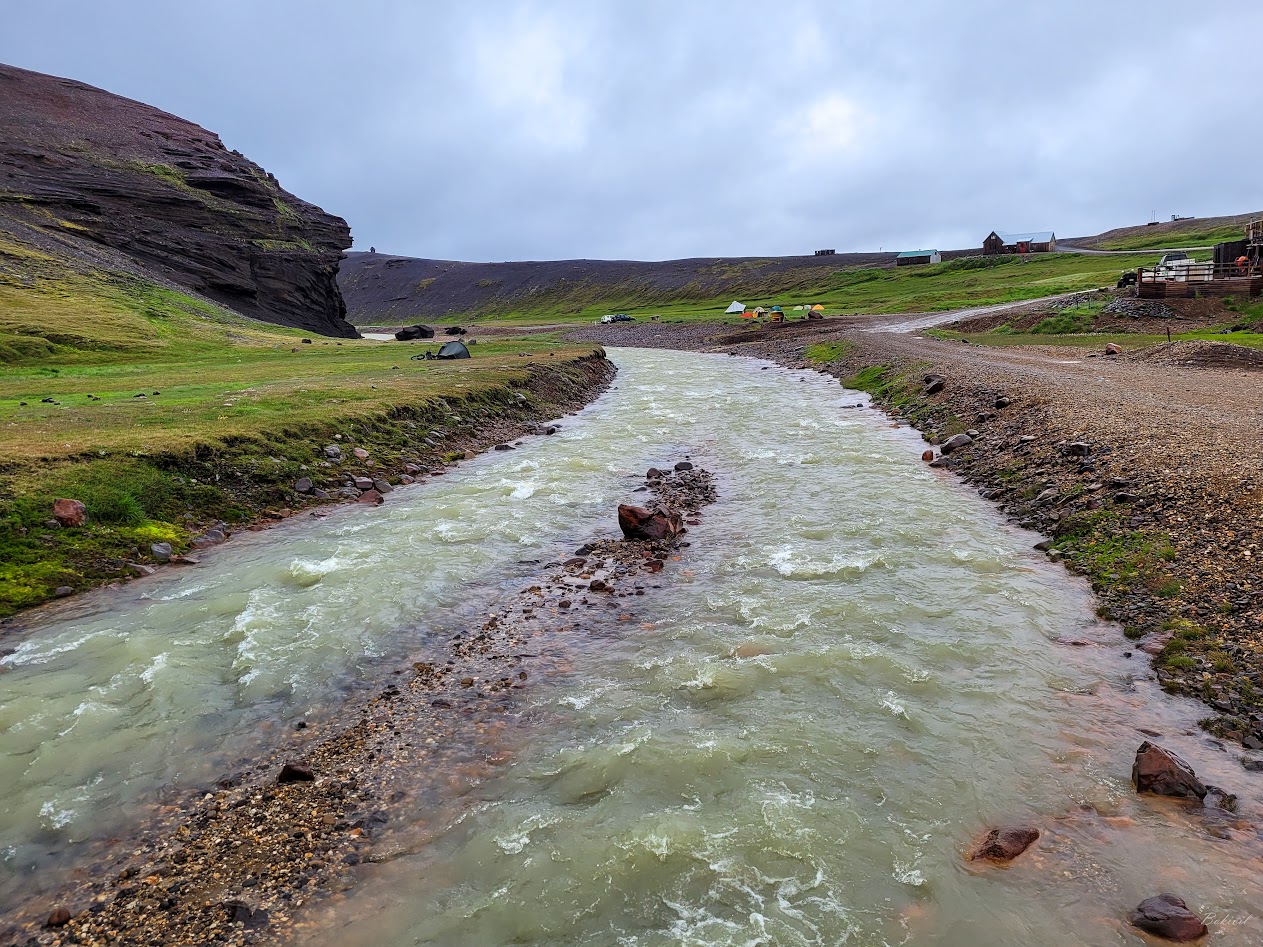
left=1157, top=252, right=1188, bottom=267
left=600, top=313, right=635, bottom=324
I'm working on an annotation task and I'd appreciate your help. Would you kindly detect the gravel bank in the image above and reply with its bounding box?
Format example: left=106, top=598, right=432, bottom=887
left=3, top=465, right=719, bottom=946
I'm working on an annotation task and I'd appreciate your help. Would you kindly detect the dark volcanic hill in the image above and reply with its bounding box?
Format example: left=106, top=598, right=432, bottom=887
left=0, top=63, right=356, bottom=337
left=338, top=251, right=897, bottom=326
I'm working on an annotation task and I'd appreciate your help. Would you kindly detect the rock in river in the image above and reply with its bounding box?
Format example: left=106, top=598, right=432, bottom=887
left=968, top=825, right=1039, bottom=862
left=277, top=762, right=315, bottom=784
left=1132, top=741, right=1206, bottom=800
left=1128, top=894, right=1207, bottom=942
left=617, top=504, right=683, bottom=541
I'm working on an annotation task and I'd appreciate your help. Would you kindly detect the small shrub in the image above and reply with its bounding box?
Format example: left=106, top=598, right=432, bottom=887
left=1164, top=655, right=1196, bottom=670
left=1123, top=626, right=1143, bottom=640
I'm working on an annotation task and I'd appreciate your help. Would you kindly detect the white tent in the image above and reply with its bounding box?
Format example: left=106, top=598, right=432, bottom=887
left=724, top=300, right=745, bottom=314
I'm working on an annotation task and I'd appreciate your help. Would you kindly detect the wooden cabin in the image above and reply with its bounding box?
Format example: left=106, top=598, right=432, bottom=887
left=983, top=231, right=1056, bottom=255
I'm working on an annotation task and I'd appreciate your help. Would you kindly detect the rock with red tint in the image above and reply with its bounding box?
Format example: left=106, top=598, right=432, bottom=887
left=1132, top=741, right=1206, bottom=800
left=356, top=489, right=384, bottom=505
left=1128, top=894, right=1207, bottom=942
left=353, top=448, right=369, bottom=460
left=276, top=763, right=314, bottom=784
left=921, top=450, right=935, bottom=462
left=52, top=498, right=86, bottom=527
left=46, top=907, right=72, bottom=928
left=1106, top=342, right=1123, bottom=355
left=968, top=825, right=1040, bottom=862
left=617, top=504, right=682, bottom=541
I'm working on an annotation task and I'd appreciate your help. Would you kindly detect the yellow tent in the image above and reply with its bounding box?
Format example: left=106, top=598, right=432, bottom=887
left=811, top=304, right=825, bottom=311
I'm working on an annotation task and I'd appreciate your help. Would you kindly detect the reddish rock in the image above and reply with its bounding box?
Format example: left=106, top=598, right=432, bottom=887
left=52, top=498, right=86, bottom=527
left=1129, top=894, right=1207, bottom=942
left=921, top=450, right=934, bottom=462
left=276, top=762, right=314, bottom=784
left=353, top=447, right=369, bottom=460
left=1132, top=742, right=1206, bottom=800
left=617, top=504, right=683, bottom=541
left=46, top=907, right=72, bottom=928
left=356, top=489, right=384, bottom=505
left=968, top=825, right=1040, bottom=862
left=1106, top=342, right=1123, bottom=355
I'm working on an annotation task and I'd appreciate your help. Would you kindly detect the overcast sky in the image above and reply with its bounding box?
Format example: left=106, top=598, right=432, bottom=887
left=3, top=1, right=1259, bottom=261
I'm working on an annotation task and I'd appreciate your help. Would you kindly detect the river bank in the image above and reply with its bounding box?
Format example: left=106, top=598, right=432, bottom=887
left=1, top=460, right=718, bottom=946
left=0, top=348, right=614, bottom=623
left=573, top=320, right=1263, bottom=761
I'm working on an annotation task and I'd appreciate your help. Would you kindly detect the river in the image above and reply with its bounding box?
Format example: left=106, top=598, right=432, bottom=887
left=1, top=348, right=1259, bottom=943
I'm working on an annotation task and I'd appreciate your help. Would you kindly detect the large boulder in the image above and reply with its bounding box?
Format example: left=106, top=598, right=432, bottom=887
left=395, top=324, right=434, bottom=340
left=617, top=504, right=683, bottom=541
left=940, top=433, right=974, bottom=454
left=1128, top=894, right=1208, bottom=942
left=52, top=498, right=87, bottom=527
left=1132, top=742, right=1206, bottom=800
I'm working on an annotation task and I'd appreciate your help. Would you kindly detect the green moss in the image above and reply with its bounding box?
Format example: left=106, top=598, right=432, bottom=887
left=1164, top=655, right=1196, bottom=670
left=805, top=341, right=855, bottom=364
left=1123, top=626, right=1143, bottom=640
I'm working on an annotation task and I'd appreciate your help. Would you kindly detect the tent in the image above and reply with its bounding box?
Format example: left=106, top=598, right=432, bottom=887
left=724, top=300, right=745, bottom=314
left=770, top=306, right=783, bottom=312
left=436, top=340, right=470, bottom=360
left=811, top=304, right=825, bottom=311
left=753, top=307, right=768, bottom=314
left=792, top=305, right=805, bottom=311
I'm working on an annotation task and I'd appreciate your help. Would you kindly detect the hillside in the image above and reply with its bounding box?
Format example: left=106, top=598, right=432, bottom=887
left=1063, top=211, right=1261, bottom=252
left=0, top=62, right=356, bottom=338
left=338, top=251, right=896, bottom=325
left=339, top=249, right=1157, bottom=327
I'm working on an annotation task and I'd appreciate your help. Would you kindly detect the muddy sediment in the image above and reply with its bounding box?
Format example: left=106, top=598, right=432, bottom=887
left=3, top=464, right=718, bottom=947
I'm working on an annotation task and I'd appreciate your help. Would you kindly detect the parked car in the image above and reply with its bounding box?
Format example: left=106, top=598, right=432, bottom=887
left=599, top=313, right=635, bottom=324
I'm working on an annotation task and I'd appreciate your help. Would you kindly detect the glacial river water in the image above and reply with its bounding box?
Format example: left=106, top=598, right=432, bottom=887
left=1, top=348, right=1259, bottom=944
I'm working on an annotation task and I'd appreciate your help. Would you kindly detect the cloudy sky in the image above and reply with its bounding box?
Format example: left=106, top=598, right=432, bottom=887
left=3, top=1, right=1259, bottom=261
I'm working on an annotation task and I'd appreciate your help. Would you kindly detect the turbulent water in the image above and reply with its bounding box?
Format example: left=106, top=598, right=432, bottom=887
left=2, top=348, right=1259, bottom=943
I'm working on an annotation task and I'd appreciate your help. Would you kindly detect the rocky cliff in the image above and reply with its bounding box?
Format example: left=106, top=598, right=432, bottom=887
left=0, top=63, right=357, bottom=337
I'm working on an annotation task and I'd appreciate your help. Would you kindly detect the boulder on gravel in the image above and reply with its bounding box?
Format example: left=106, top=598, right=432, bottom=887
left=323, top=444, right=342, bottom=460
left=46, top=907, right=72, bottom=928
left=52, top=498, right=86, bottom=527
left=968, top=825, right=1040, bottom=862
left=1128, top=894, right=1207, bottom=942
left=940, top=433, right=974, bottom=454
left=617, top=504, right=683, bottom=541
left=357, top=489, right=384, bottom=505
left=277, top=762, right=314, bottom=784
left=1105, top=342, right=1123, bottom=355
left=150, top=542, right=173, bottom=562
left=1132, top=742, right=1207, bottom=800
left=294, top=477, right=313, bottom=493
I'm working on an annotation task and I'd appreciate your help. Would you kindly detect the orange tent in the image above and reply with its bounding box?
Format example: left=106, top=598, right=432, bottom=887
left=811, top=304, right=825, bottom=311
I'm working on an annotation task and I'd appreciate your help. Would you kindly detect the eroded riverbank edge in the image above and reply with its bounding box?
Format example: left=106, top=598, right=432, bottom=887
left=3, top=464, right=719, bottom=946
left=571, top=324, right=1263, bottom=763
left=0, top=350, right=614, bottom=628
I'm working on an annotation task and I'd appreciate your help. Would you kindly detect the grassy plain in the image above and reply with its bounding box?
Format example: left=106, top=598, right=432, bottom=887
left=0, top=255, right=597, bottom=617
left=460, top=252, right=1158, bottom=328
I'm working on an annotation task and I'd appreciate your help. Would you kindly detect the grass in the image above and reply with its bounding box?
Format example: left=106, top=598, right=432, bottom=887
left=928, top=326, right=1263, bottom=351
left=417, top=252, right=1159, bottom=329
left=804, top=341, right=855, bottom=364
left=1097, top=223, right=1248, bottom=251
left=0, top=254, right=603, bottom=617
left=1029, top=301, right=1106, bottom=334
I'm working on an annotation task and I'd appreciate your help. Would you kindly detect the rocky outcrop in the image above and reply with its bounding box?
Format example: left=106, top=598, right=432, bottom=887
left=0, top=62, right=356, bottom=337
left=968, top=825, right=1040, bottom=862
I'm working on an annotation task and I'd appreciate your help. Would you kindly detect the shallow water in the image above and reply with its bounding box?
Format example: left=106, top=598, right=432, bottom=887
left=2, top=348, right=1259, bottom=942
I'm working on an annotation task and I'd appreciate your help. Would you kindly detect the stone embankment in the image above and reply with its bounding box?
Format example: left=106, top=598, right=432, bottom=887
left=4, top=463, right=718, bottom=947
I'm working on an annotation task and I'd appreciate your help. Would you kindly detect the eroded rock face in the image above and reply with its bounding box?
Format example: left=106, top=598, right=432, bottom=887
left=1129, top=894, right=1208, bottom=942
left=0, top=63, right=356, bottom=337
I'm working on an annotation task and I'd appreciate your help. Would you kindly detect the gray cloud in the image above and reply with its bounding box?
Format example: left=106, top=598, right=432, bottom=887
left=3, top=0, right=1258, bottom=260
